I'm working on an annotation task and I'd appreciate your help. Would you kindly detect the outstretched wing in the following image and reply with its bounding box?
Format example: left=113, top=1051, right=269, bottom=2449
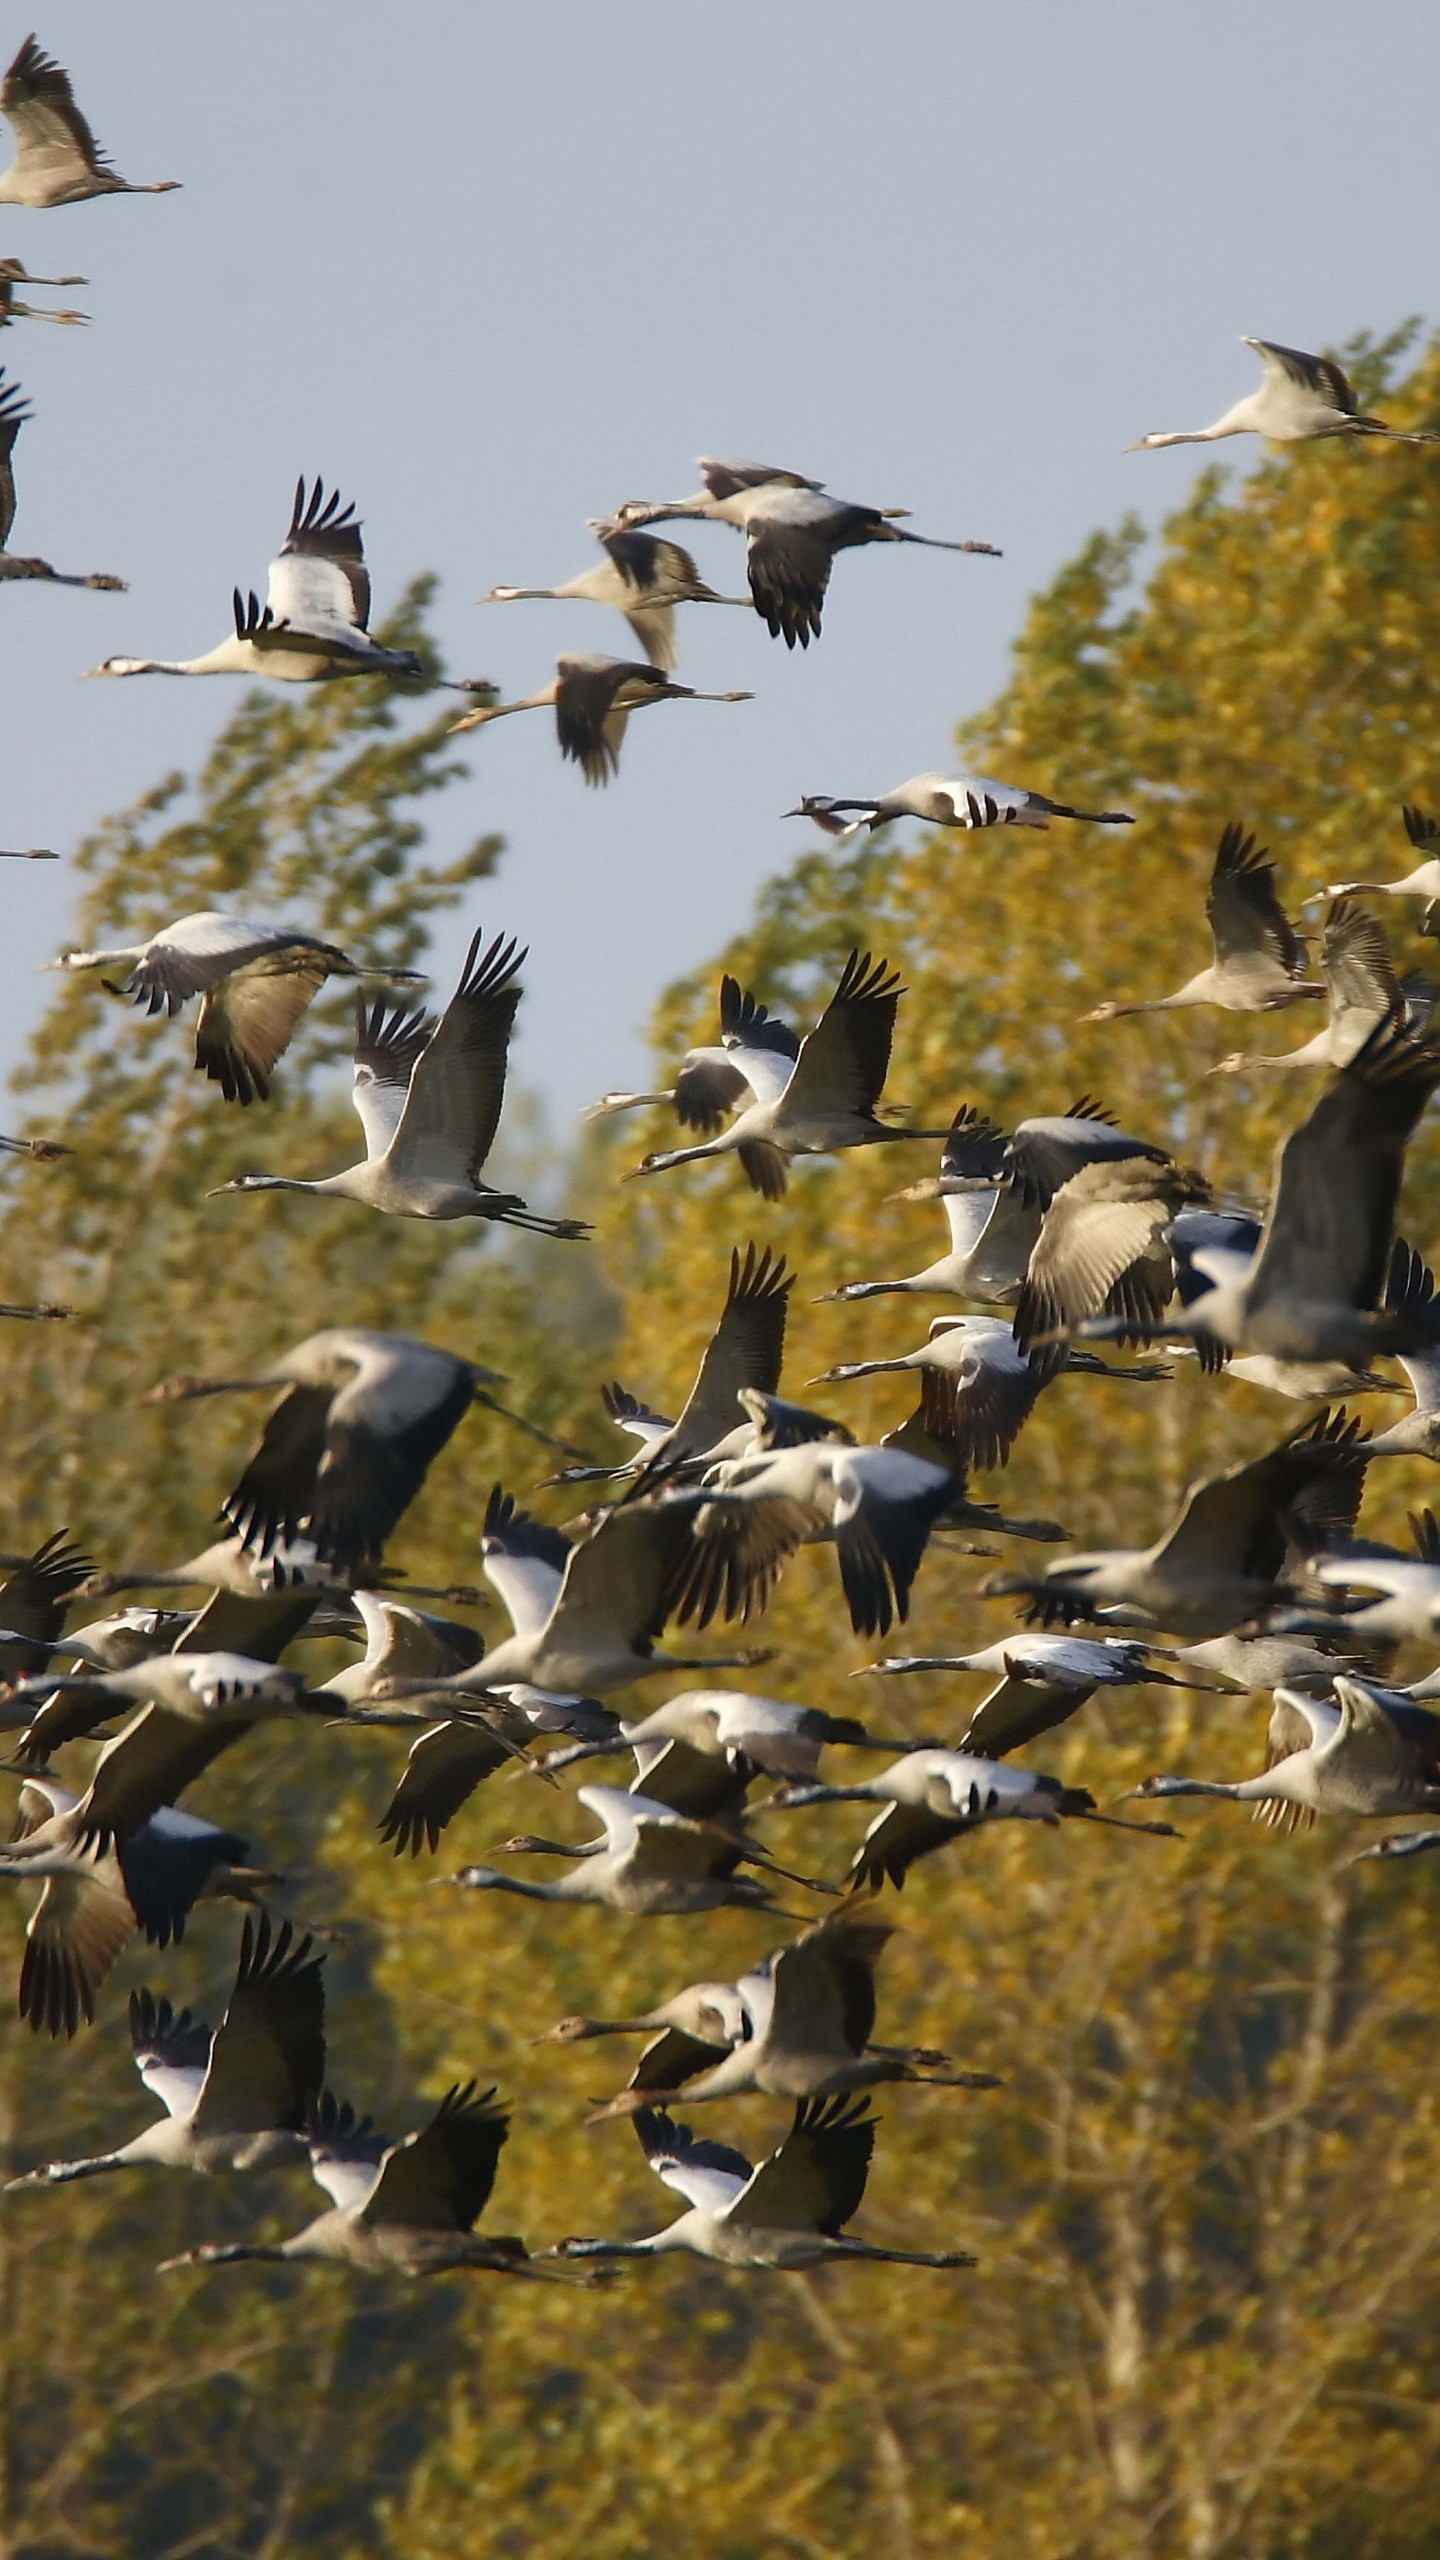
left=20, top=1860, right=135, bottom=2038
left=730, top=2094, right=877, bottom=2234
left=192, top=1915, right=325, bottom=2135
left=1248, top=1018, right=1440, bottom=1324
left=671, top=1244, right=792, bottom=1455
left=0, top=370, right=30, bottom=549
left=378, top=1718, right=517, bottom=1855
left=195, top=944, right=347, bottom=1106
left=1248, top=338, right=1358, bottom=415
left=1, top=36, right=113, bottom=190
left=362, top=2082, right=508, bottom=2233
left=633, top=2104, right=751, bottom=2212
left=389, top=931, right=523, bottom=1185
left=780, top=951, right=903, bottom=1126
left=0, top=1528, right=93, bottom=1680
left=352, top=993, right=437, bottom=1161
left=225, top=1383, right=334, bottom=1558
left=1206, top=825, right=1309, bottom=979
left=269, top=477, right=370, bottom=632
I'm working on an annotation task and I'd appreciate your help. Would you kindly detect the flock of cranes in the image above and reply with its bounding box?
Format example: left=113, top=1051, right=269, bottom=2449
left=5, top=28, right=1440, bottom=2298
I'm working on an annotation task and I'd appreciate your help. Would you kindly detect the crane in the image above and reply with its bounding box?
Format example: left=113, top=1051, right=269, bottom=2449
left=49, top=911, right=423, bottom=1105
left=450, top=651, right=751, bottom=783
left=979, top=1408, right=1366, bottom=1637
left=86, top=479, right=431, bottom=683
left=555, top=1243, right=792, bottom=1485
left=444, top=1783, right=824, bottom=1917
left=143, top=1329, right=485, bottom=1583
left=0, top=258, right=86, bottom=326
left=789, top=773, right=1132, bottom=840
left=821, top=1107, right=1013, bottom=1304
left=585, top=974, right=798, bottom=1131
left=1352, top=1242, right=1440, bottom=1461
left=630, top=949, right=947, bottom=1198
left=7, top=1918, right=323, bottom=2186
left=577, top=1913, right=998, bottom=2114
left=860, top=1632, right=1222, bottom=1758
left=608, top=457, right=1000, bottom=647
left=159, top=2083, right=592, bottom=2282
left=0, top=35, right=180, bottom=204
left=549, top=2093, right=977, bottom=2268
left=1078, top=826, right=1320, bottom=1022
left=1135, top=1018, right=1440, bottom=1365
left=1209, top=899, right=1426, bottom=1077
left=206, top=930, right=589, bottom=1231
left=0, top=1775, right=275, bottom=2038
left=767, top=1747, right=1172, bottom=1890
left=1329, top=805, right=1440, bottom=933
left=376, top=1484, right=773, bottom=1699
left=0, top=371, right=124, bottom=589
left=480, top=526, right=749, bottom=670
left=1126, top=1680, right=1440, bottom=1825
left=1129, top=338, right=1439, bottom=450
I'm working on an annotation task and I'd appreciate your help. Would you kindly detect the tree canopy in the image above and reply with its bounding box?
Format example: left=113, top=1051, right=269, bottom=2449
left=8, top=334, right=1440, bottom=2560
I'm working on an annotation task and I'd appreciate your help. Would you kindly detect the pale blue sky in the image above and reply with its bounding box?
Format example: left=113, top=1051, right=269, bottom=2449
left=3, top=2, right=1438, bottom=1120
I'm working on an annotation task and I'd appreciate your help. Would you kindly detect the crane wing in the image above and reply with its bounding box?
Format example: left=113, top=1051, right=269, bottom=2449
left=670, top=1244, right=792, bottom=1455
left=191, top=1915, right=325, bottom=2136
left=547, top=1500, right=698, bottom=1655
left=1152, top=1410, right=1365, bottom=1592
left=306, top=2092, right=387, bottom=2210
left=20, top=1859, right=135, bottom=2037
left=1246, top=1018, right=1440, bottom=1326
left=0, top=1528, right=93, bottom=1680
left=1248, top=338, right=1358, bottom=414
left=1320, top=899, right=1402, bottom=1031
left=351, top=993, right=437, bottom=1162
left=129, top=1986, right=213, bottom=2119
left=1388, top=1239, right=1440, bottom=1410
left=633, top=2105, right=752, bottom=2212
left=224, top=1383, right=334, bottom=1558
left=1012, top=1168, right=1189, bottom=1354
left=307, top=1362, right=476, bottom=1581
left=779, top=950, right=903, bottom=1126
left=730, top=2094, right=877, bottom=2234
left=958, top=1667, right=1086, bottom=1759
left=832, top=1451, right=957, bottom=1638
left=195, top=946, right=343, bottom=1105
left=80, top=1703, right=244, bottom=1847
left=1004, top=1103, right=1165, bottom=1209
left=698, top=458, right=824, bottom=498
left=119, top=1805, right=252, bottom=1947
left=389, top=930, right=522, bottom=1185
left=848, top=1797, right=967, bottom=1891
left=378, top=1718, right=516, bottom=1855
left=0, top=370, right=29, bottom=550
left=1205, top=825, right=1309, bottom=978
left=270, top=477, right=370, bottom=632
left=766, top=1916, right=885, bottom=2061
left=481, top=1485, right=571, bottom=1636
left=1, top=37, right=112, bottom=188
left=915, top=1337, right=1043, bottom=1473
left=669, top=1048, right=754, bottom=1134
left=743, top=513, right=841, bottom=647
left=362, top=2082, right=508, bottom=2233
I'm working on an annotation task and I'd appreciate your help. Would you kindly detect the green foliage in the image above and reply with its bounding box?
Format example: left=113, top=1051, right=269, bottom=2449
left=13, top=339, right=1440, bottom=2559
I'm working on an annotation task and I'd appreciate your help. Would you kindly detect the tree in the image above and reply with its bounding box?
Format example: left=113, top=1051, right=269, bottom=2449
left=13, top=336, right=1440, bottom=2560
left=384, top=327, right=1440, bottom=2560
left=0, top=600, right=615, bottom=2560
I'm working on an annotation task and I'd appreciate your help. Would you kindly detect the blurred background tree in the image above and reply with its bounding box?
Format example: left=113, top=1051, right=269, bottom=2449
left=8, top=336, right=1440, bottom=2559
